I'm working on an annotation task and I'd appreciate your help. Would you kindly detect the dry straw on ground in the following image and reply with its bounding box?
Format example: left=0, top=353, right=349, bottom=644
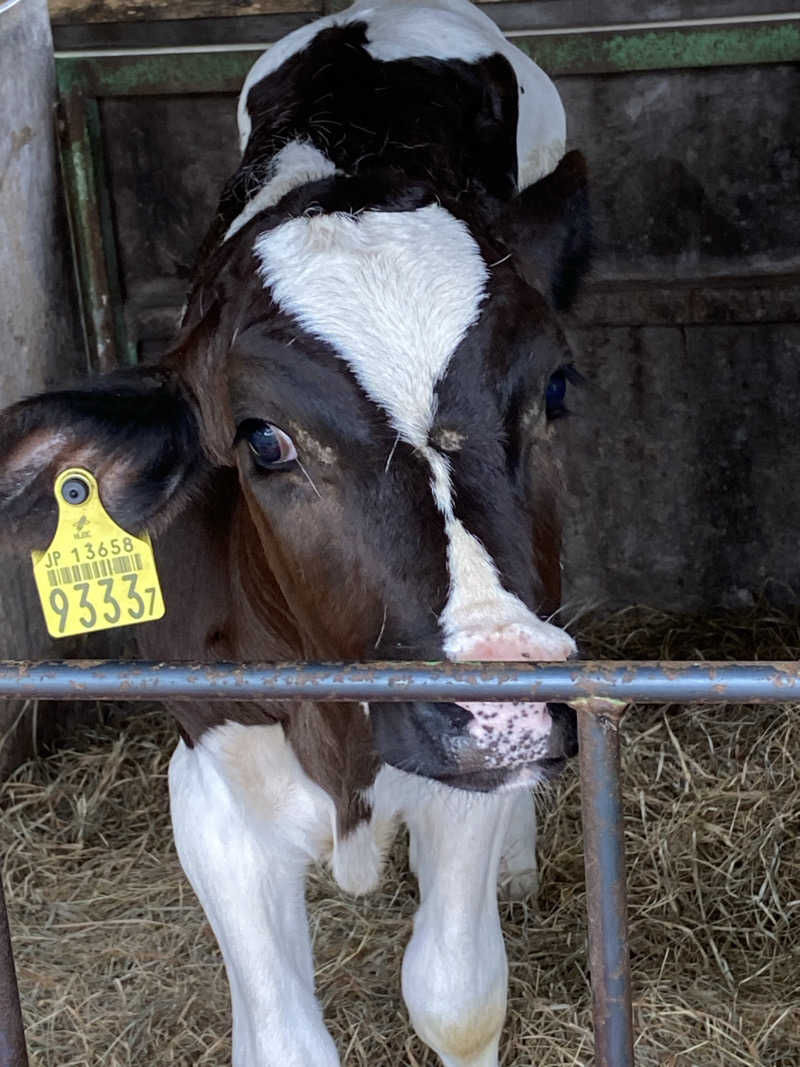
left=1, top=607, right=799, bottom=1065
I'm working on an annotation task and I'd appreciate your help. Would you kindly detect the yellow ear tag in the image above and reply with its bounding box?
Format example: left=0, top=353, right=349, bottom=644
left=31, top=468, right=165, bottom=638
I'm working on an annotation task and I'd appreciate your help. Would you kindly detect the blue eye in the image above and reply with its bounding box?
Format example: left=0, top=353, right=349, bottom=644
left=546, top=369, right=568, bottom=419
left=545, top=364, right=582, bottom=420
left=249, top=425, right=282, bottom=464
left=235, top=419, right=297, bottom=469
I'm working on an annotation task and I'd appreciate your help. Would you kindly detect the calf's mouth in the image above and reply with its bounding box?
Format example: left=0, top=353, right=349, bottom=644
left=368, top=699, right=578, bottom=793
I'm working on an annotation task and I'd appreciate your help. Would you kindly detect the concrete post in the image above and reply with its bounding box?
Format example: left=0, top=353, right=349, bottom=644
left=0, top=0, right=87, bottom=775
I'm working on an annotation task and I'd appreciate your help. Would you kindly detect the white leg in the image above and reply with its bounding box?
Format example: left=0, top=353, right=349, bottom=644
left=401, top=787, right=513, bottom=1067
left=498, top=790, right=538, bottom=900
left=169, top=724, right=340, bottom=1067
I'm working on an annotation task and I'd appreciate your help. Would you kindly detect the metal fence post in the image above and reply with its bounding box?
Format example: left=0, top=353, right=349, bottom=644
left=575, top=698, right=634, bottom=1067
left=0, top=857, right=27, bottom=1067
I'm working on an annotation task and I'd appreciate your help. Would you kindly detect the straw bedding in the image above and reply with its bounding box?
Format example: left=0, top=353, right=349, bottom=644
left=1, top=607, right=799, bottom=1066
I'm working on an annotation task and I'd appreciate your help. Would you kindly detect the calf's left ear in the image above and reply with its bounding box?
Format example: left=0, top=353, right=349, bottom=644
left=0, top=366, right=205, bottom=551
left=499, top=149, right=592, bottom=312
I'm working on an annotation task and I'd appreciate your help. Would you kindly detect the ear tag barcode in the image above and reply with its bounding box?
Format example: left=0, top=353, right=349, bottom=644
left=31, top=467, right=165, bottom=638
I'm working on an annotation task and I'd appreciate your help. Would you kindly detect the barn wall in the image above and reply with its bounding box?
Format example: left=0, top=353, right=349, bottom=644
left=52, top=7, right=800, bottom=612
left=557, top=65, right=800, bottom=610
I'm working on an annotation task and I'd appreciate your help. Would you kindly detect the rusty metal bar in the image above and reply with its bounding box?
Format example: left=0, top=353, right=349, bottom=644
left=576, top=700, right=634, bottom=1067
left=0, top=859, right=27, bottom=1067
left=0, top=659, right=798, bottom=703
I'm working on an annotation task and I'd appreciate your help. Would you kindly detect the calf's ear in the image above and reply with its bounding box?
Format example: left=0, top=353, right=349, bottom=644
left=0, top=366, right=205, bottom=551
left=500, top=149, right=592, bottom=312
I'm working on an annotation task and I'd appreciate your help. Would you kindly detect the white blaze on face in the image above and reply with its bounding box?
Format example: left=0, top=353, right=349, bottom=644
left=427, top=449, right=575, bottom=766
left=255, top=204, right=574, bottom=766
left=255, top=206, right=486, bottom=448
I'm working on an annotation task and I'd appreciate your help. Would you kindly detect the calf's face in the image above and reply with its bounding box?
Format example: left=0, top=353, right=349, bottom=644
left=0, top=157, right=588, bottom=792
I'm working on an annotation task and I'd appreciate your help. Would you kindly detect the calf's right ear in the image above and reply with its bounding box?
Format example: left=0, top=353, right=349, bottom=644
left=0, top=366, right=206, bottom=552
left=500, top=149, right=592, bottom=312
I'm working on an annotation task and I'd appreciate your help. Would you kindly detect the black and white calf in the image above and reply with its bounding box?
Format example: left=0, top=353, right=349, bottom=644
left=0, top=1, right=591, bottom=1063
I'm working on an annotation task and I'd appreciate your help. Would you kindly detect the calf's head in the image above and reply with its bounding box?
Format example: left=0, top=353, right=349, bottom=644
left=0, top=155, right=588, bottom=792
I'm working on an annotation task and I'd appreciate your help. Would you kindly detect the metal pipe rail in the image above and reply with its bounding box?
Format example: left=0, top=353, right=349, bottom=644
left=2, top=659, right=799, bottom=1067
left=0, top=658, right=799, bottom=703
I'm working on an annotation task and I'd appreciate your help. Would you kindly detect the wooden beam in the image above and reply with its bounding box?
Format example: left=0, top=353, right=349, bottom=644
left=49, top=0, right=321, bottom=25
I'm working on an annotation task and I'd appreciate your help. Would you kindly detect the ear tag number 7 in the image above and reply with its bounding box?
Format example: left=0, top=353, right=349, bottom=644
left=31, top=467, right=165, bottom=638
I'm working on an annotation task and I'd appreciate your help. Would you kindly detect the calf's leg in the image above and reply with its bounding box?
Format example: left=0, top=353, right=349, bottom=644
left=409, top=789, right=538, bottom=900
left=169, top=722, right=340, bottom=1067
left=498, top=790, right=539, bottom=899
left=401, top=787, right=513, bottom=1067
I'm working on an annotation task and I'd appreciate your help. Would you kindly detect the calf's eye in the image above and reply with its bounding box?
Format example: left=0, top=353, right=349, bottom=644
left=546, top=369, right=567, bottom=419
left=235, top=419, right=297, bottom=470
left=545, top=364, right=581, bottom=421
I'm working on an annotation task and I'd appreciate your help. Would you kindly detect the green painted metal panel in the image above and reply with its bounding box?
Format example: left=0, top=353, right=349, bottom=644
left=59, top=94, right=118, bottom=372
left=517, top=20, right=800, bottom=74
left=56, top=50, right=257, bottom=98
left=56, top=20, right=800, bottom=100
left=59, top=96, right=134, bottom=370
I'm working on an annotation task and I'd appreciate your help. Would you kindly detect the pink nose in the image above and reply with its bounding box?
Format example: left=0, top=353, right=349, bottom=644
left=448, top=620, right=576, bottom=665
left=447, top=621, right=576, bottom=769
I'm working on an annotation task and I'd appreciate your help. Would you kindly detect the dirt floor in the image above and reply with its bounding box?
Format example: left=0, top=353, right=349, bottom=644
left=1, top=607, right=799, bottom=1065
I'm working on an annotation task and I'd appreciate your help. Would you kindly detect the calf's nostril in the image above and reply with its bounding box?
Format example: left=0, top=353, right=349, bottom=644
left=546, top=702, right=579, bottom=758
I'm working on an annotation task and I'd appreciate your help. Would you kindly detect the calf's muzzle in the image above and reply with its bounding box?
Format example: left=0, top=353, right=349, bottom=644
left=370, top=619, right=578, bottom=790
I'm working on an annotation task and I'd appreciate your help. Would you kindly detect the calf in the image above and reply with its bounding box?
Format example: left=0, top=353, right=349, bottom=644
left=0, top=1, right=591, bottom=1063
